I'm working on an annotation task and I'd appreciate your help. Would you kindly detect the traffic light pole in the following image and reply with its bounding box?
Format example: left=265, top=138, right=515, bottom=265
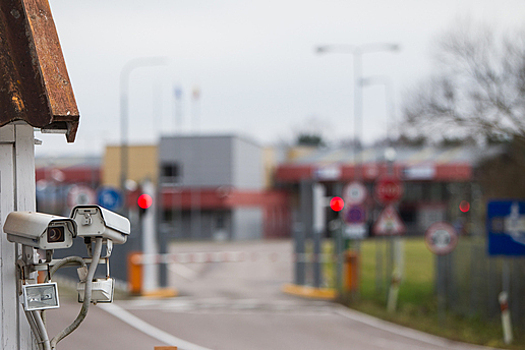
left=312, top=183, right=325, bottom=289
left=295, top=180, right=311, bottom=286
left=141, top=179, right=159, bottom=293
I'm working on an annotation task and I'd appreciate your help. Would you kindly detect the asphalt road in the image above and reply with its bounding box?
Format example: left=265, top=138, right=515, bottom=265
left=45, top=240, right=497, bottom=350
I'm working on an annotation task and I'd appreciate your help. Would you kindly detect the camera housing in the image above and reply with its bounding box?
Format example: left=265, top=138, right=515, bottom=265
left=3, top=212, right=76, bottom=250
left=70, top=205, right=130, bottom=244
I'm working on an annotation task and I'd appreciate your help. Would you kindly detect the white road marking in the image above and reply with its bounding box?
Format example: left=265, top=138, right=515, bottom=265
left=99, top=302, right=213, bottom=350
left=167, top=263, right=199, bottom=281
left=106, top=297, right=499, bottom=350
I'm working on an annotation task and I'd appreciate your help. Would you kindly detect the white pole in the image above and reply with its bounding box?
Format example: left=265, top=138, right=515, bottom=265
left=0, top=124, right=37, bottom=349
left=387, top=266, right=401, bottom=313
left=142, top=179, right=159, bottom=293
left=394, top=237, right=404, bottom=280
left=312, top=184, right=326, bottom=234
left=387, top=237, right=403, bottom=312
left=499, top=292, right=513, bottom=344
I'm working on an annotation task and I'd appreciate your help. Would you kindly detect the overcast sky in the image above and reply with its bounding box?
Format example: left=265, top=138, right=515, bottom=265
left=35, top=0, right=525, bottom=157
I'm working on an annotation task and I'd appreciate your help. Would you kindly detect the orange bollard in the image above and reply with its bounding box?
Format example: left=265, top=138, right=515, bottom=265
left=37, top=271, right=46, bottom=283
left=344, top=251, right=359, bottom=292
left=128, top=252, right=143, bottom=295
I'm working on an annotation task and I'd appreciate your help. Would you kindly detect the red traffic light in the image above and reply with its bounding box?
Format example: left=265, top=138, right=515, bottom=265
left=459, top=200, right=470, bottom=213
left=330, top=196, right=345, bottom=212
left=137, top=194, right=153, bottom=209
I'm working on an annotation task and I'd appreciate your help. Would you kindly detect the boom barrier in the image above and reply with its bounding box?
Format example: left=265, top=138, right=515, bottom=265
left=131, top=251, right=334, bottom=265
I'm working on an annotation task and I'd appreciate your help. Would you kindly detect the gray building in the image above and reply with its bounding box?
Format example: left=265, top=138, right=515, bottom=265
left=158, top=135, right=285, bottom=240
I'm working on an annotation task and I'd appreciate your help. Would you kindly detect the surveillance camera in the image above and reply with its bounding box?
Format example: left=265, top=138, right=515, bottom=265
left=3, top=212, right=76, bottom=250
left=70, top=205, right=130, bottom=244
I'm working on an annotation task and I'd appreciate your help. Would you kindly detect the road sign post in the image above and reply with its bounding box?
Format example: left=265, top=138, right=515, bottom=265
left=343, top=181, right=367, bottom=205
left=486, top=200, right=525, bottom=344
left=341, top=182, right=368, bottom=244
left=424, top=222, right=458, bottom=256
left=373, top=205, right=406, bottom=236
left=97, top=187, right=123, bottom=211
left=68, top=185, right=97, bottom=208
left=312, top=183, right=325, bottom=289
left=342, top=204, right=367, bottom=241
left=487, top=201, right=525, bottom=256
left=374, top=174, right=404, bottom=205
left=373, top=203, right=405, bottom=312
left=141, top=180, right=158, bottom=293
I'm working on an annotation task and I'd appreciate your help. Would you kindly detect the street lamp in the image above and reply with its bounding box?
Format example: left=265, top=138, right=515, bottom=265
left=315, top=43, right=400, bottom=177
left=120, top=57, right=168, bottom=215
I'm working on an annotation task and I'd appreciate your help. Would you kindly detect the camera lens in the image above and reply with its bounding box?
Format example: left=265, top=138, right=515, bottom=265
left=47, top=226, right=65, bottom=243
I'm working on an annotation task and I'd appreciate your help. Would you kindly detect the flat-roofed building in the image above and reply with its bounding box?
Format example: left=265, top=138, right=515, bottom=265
left=158, top=135, right=289, bottom=240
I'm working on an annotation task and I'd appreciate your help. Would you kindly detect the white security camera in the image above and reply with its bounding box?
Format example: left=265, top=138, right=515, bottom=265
left=3, top=212, right=76, bottom=250
left=70, top=205, right=130, bottom=244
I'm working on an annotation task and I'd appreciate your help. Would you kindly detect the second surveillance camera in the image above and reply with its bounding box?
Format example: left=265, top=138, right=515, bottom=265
left=3, top=212, right=76, bottom=250
left=70, top=205, right=130, bottom=244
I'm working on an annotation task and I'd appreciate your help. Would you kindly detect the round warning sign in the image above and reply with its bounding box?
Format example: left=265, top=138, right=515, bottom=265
left=343, top=181, right=367, bottom=205
left=425, top=222, right=458, bottom=255
left=67, top=185, right=96, bottom=207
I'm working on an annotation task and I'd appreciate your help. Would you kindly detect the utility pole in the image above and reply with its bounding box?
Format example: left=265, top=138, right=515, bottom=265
left=140, top=179, right=159, bottom=293
left=0, top=124, right=37, bottom=349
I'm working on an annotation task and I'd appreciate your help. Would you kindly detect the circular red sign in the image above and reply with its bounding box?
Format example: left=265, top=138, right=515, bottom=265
left=374, top=175, right=404, bottom=204
left=425, top=222, right=458, bottom=255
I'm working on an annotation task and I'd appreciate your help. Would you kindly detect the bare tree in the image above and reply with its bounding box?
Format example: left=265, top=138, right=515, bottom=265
left=402, top=21, right=525, bottom=142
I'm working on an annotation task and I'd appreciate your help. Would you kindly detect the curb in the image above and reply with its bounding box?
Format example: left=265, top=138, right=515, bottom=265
left=139, top=287, right=179, bottom=299
left=281, top=283, right=337, bottom=300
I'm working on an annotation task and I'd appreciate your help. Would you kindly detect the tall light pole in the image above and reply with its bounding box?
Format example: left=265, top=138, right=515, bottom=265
left=360, top=75, right=396, bottom=144
left=316, top=43, right=399, bottom=178
left=120, top=57, right=168, bottom=214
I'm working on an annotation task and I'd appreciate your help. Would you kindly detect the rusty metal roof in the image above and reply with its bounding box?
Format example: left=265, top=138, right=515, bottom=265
left=0, top=0, right=79, bottom=142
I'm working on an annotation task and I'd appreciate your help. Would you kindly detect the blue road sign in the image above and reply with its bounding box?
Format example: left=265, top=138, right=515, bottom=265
left=342, top=204, right=366, bottom=224
left=487, top=200, right=525, bottom=256
left=97, top=187, right=123, bottom=211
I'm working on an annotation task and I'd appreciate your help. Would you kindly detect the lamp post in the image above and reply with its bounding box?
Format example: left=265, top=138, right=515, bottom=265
left=120, top=57, right=168, bottom=215
left=316, top=43, right=399, bottom=177
left=360, top=75, right=396, bottom=144
left=361, top=75, right=400, bottom=299
left=316, top=44, right=399, bottom=295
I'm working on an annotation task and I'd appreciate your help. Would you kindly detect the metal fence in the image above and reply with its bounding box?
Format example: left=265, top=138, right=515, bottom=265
left=437, top=236, right=525, bottom=331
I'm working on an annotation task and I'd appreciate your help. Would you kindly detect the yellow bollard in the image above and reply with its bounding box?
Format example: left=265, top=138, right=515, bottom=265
left=128, top=252, right=143, bottom=295
left=344, top=251, right=360, bottom=292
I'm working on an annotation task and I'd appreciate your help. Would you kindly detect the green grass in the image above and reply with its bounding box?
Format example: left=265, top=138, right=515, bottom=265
left=338, top=237, right=525, bottom=349
left=359, top=238, right=434, bottom=306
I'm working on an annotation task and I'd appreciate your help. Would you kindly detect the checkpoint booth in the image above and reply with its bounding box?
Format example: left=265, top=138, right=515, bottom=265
left=274, top=146, right=481, bottom=238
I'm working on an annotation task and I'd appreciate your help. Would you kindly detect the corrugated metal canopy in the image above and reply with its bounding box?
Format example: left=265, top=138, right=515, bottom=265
left=289, top=145, right=498, bottom=166
left=275, top=144, right=507, bottom=183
